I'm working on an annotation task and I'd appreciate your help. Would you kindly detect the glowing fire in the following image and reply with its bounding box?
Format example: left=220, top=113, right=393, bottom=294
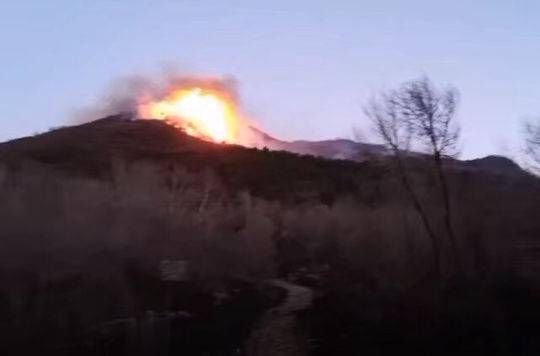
left=138, top=87, right=240, bottom=143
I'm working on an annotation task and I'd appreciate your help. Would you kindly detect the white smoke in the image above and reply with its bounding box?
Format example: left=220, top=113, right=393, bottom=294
left=70, top=71, right=272, bottom=149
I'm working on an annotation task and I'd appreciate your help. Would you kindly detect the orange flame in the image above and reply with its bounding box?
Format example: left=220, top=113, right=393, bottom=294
left=138, top=87, right=241, bottom=143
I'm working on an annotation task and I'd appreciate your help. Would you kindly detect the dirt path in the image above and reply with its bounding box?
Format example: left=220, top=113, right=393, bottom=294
left=245, top=279, right=313, bottom=356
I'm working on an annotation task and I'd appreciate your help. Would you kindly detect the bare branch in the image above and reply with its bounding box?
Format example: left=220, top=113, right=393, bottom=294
left=364, top=88, right=442, bottom=276
left=397, top=77, right=460, bottom=158
left=364, top=76, right=463, bottom=276
left=524, top=119, right=540, bottom=169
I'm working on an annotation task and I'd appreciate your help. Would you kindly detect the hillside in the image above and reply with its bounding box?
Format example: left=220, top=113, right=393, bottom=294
left=0, top=115, right=387, bottom=203
left=0, top=114, right=526, bottom=189
left=1, top=115, right=539, bottom=355
left=245, top=125, right=387, bottom=161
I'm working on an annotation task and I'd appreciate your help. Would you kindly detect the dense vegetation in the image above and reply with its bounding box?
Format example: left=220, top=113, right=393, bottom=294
left=0, top=117, right=539, bottom=355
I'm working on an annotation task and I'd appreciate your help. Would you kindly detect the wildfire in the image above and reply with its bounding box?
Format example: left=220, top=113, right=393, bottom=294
left=138, top=87, right=241, bottom=143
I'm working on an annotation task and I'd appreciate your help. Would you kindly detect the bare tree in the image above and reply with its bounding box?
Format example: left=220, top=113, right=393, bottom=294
left=396, top=78, right=460, bottom=268
left=365, top=92, right=441, bottom=277
left=365, top=77, right=462, bottom=277
left=524, top=119, right=540, bottom=172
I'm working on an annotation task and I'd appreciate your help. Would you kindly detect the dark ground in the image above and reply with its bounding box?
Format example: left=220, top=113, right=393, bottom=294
left=299, top=275, right=540, bottom=356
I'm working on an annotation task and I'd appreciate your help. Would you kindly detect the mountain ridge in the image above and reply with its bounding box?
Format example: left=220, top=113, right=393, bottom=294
left=0, top=114, right=526, bottom=177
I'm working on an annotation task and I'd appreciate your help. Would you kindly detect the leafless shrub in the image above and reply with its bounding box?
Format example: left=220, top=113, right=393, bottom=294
left=0, top=150, right=535, bottom=351
left=524, top=119, right=540, bottom=173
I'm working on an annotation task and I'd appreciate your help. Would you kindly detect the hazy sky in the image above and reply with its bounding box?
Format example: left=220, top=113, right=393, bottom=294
left=1, top=1, right=539, bottom=158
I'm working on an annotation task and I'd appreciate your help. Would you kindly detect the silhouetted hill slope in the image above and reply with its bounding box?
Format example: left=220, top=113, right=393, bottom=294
left=462, top=155, right=524, bottom=174
left=0, top=115, right=209, bottom=165
left=246, top=126, right=529, bottom=177
left=0, top=115, right=385, bottom=203
left=1, top=115, right=527, bottom=181
left=246, top=125, right=387, bottom=160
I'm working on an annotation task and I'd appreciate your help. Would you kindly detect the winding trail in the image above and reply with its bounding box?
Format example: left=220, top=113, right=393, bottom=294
left=246, top=280, right=313, bottom=356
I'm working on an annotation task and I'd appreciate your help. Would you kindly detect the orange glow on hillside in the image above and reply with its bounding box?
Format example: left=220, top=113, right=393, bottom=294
left=138, top=87, right=241, bottom=143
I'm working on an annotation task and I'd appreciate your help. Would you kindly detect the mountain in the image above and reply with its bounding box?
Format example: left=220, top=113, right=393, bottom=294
left=1, top=114, right=539, bottom=355
left=461, top=155, right=524, bottom=174
left=246, top=125, right=388, bottom=161
left=0, top=115, right=526, bottom=178
left=0, top=115, right=378, bottom=202
left=246, top=125, right=526, bottom=176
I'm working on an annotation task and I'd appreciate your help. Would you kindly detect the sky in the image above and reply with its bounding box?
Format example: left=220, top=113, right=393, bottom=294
left=1, top=0, right=539, bottom=159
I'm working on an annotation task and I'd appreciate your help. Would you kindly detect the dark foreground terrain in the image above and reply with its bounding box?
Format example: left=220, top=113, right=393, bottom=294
left=0, top=116, right=539, bottom=355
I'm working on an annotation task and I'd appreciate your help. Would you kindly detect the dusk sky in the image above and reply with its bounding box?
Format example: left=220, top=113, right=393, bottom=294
left=1, top=1, right=539, bottom=159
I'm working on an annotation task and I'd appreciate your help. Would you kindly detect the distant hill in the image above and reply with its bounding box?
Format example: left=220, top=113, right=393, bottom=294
left=0, top=114, right=527, bottom=180
left=246, top=125, right=388, bottom=161
left=244, top=125, right=528, bottom=176
left=461, top=155, right=524, bottom=174
left=0, top=115, right=385, bottom=203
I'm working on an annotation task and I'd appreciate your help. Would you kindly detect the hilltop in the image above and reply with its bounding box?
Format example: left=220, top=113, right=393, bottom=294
left=0, top=114, right=527, bottom=190
left=0, top=115, right=387, bottom=203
